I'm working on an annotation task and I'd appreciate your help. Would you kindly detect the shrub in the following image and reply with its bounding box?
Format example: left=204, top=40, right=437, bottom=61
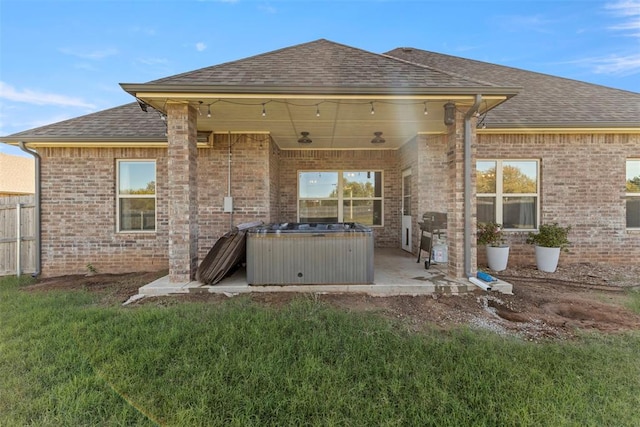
left=526, top=222, right=571, bottom=250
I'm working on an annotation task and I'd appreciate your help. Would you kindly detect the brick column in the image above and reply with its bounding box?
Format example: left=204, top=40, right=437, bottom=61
left=446, top=108, right=477, bottom=278
left=166, top=102, right=198, bottom=283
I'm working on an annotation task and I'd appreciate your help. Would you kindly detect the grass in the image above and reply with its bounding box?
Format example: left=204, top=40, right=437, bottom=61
left=1, top=276, right=640, bottom=426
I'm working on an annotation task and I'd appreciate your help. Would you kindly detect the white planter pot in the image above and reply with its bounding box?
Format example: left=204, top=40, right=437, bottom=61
left=486, top=245, right=509, bottom=271
left=535, top=246, right=561, bottom=272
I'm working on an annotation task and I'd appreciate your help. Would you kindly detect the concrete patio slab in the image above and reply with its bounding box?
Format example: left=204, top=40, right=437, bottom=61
left=138, top=248, right=512, bottom=297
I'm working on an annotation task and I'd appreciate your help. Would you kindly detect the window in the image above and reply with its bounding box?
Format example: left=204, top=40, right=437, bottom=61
left=477, top=160, right=538, bottom=229
left=627, top=159, right=640, bottom=229
left=117, top=160, right=156, bottom=232
left=298, top=170, right=383, bottom=226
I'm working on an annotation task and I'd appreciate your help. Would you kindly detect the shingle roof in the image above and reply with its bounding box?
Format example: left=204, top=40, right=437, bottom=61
left=4, top=103, right=166, bottom=140
left=149, top=39, right=497, bottom=90
left=3, top=40, right=637, bottom=142
left=385, top=47, right=640, bottom=127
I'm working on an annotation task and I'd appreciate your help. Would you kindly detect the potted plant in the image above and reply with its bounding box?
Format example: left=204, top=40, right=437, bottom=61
left=526, top=222, right=571, bottom=272
left=477, top=222, right=509, bottom=271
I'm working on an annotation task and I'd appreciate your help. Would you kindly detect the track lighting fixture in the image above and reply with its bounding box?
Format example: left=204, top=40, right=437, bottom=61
left=371, top=131, right=385, bottom=144
left=297, top=131, right=312, bottom=144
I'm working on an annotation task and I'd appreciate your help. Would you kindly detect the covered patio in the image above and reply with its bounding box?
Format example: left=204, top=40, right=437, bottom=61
left=121, top=40, right=519, bottom=285
left=138, top=248, right=512, bottom=298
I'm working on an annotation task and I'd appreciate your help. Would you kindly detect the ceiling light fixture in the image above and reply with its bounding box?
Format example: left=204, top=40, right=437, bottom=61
left=370, top=102, right=375, bottom=115
left=297, top=131, right=312, bottom=144
left=371, top=131, right=385, bottom=144
left=423, top=102, right=429, bottom=115
left=207, top=104, right=212, bottom=118
left=316, top=105, right=320, bottom=117
left=262, top=103, right=267, bottom=117
left=198, top=101, right=203, bottom=116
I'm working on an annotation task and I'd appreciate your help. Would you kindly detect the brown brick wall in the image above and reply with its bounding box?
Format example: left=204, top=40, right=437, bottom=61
left=38, top=147, right=169, bottom=277
left=36, top=130, right=638, bottom=278
left=477, top=132, right=640, bottom=266
left=277, top=149, right=401, bottom=247
left=197, top=133, right=274, bottom=261
left=399, top=134, right=450, bottom=255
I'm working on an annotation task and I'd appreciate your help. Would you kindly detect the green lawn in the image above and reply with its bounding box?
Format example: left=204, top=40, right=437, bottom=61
left=1, top=275, right=639, bottom=426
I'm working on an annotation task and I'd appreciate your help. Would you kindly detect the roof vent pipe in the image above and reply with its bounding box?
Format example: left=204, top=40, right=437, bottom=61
left=18, top=141, right=41, bottom=278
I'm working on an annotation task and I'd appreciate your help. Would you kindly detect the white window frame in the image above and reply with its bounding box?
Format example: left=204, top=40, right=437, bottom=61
left=116, top=159, right=157, bottom=233
left=626, top=159, right=640, bottom=230
left=477, top=159, right=540, bottom=231
left=297, top=170, right=384, bottom=226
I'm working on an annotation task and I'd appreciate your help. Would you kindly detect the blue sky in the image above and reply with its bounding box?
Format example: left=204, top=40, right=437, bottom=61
left=1, top=0, right=639, bottom=156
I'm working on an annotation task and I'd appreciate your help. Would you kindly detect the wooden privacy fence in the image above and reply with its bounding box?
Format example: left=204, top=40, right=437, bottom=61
left=0, top=195, right=36, bottom=277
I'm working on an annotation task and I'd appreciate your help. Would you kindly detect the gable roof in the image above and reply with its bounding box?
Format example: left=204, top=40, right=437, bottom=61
left=3, top=40, right=637, bottom=146
left=142, top=39, right=503, bottom=93
left=385, top=47, right=640, bottom=128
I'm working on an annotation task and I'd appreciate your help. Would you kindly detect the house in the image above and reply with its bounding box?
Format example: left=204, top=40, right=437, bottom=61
left=0, top=152, right=35, bottom=196
left=1, top=39, right=638, bottom=281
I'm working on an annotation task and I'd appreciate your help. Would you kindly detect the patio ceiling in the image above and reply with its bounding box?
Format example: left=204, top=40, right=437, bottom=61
left=135, top=94, right=508, bottom=150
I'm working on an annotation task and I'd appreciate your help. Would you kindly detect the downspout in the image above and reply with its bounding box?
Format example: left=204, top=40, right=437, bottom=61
left=464, top=95, right=482, bottom=279
left=18, top=141, right=41, bottom=278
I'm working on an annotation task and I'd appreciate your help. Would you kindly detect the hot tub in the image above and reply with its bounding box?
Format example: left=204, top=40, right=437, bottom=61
left=246, top=223, right=374, bottom=285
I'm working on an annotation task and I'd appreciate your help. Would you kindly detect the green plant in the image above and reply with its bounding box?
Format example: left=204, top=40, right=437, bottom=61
left=86, top=263, right=97, bottom=274
left=526, top=222, right=571, bottom=250
left=477, top=222, right=505, bottom=247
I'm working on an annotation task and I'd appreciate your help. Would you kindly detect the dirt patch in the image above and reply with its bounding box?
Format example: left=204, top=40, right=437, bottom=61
left=22, top=263, right=640, bottom=341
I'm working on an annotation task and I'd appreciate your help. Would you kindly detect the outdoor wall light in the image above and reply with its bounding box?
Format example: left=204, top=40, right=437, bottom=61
left=443, top=102, right=456, bottom=126
left=297, top=131, right=312, bottom=144
left=371, top=131, right=385, bottom=144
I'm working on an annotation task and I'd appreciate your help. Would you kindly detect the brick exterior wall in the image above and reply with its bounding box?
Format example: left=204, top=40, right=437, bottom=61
left=35, top=129, right=638, bottom=278
left=399, top=134, right=450, bottom=255
left=38, top=147, right=169, bottom=277
left=166, top=103, right=198, bottom=282
left=196, top=133, right=274, bottom=262
left=277, top=149, right=401, bottom=248
left=477, top=132, right=640, bottom=266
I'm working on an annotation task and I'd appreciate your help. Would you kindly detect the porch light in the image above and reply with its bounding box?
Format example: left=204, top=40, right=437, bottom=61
left=424, top=102, right=429, bottom=115
left=443, top=102, right=456, bottom=126
left=297, top=131, right=312, bottom=144
left=207, top=104, right=212, bottom=118
left=371, top=131, right=385, bottom=144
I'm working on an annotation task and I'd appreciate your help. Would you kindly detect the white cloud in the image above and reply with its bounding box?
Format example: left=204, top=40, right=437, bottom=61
left=258, top=4, right=277, bottom=14
left=564, top=53, right=640, bottom=76
left=58, top=47, right=119, bottom=60
left=591, top=53, right=640, bottom=75
left=136, top=57, right=169, bottom=66
left=0, top=81, right=96, bottom=109
left=605, top=1, right=640, bottom=37
left=196, top=42, right=207, bottom=52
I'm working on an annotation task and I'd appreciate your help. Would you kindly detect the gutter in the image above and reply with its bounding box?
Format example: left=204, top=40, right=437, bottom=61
left=18, top=141, right=41, bottom=278
left=464, top=95, right=482, bottom=279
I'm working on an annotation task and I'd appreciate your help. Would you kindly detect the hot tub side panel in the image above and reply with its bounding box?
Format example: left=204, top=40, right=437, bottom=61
left=247, top=231, right=374, bottom=285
